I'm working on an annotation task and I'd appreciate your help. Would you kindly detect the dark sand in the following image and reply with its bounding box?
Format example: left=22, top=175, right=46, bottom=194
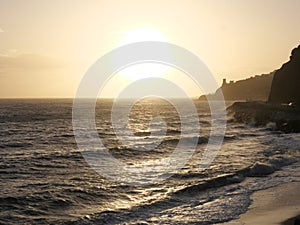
left=281, top=214, right=300, bottom=225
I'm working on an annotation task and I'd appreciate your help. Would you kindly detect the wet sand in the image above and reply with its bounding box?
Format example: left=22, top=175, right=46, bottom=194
left=222, top=181, right=300, bottom=225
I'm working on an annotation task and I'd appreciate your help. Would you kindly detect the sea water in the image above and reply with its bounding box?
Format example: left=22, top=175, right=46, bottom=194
left=0, top=99, right=299, bottom=224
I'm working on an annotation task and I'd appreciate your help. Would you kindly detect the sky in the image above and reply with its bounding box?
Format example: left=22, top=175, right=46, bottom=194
left=0, top=0, right=300, bottom=98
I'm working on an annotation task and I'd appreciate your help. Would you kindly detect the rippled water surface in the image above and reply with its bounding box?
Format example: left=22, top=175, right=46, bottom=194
left=0, top=99, right=299, bottom=224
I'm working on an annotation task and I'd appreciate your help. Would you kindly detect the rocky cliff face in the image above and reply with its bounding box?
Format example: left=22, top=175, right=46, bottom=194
left=268, top=45, right=300, bottom=104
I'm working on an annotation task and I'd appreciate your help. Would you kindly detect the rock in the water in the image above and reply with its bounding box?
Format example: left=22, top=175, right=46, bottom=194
left=249, top=162, right=275, bottom=176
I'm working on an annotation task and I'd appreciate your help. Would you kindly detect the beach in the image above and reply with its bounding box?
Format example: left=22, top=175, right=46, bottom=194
left=223, top=182, right=300, bottom=225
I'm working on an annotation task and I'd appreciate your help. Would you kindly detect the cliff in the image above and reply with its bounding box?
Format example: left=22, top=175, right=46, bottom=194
left=228, top=44, right=300, bottom=133
left=199, top=72, right=274, bottom=101
left=268, top=45, right=300, bottom=104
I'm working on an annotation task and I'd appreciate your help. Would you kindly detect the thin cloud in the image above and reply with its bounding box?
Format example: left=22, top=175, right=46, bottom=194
left=0, top=27, right=3, bottom=33
left=0, top=52, right=65, bottom=70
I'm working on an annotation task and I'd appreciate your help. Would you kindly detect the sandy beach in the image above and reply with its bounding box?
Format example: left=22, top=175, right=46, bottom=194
left=223, top=181, right=300, bottom=225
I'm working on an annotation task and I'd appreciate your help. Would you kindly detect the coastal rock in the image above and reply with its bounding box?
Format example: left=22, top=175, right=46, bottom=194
left=268, top=45, right=300, bottom=104
left=249, top=162, right=275, bottom=176
left=228, top=101, right=300, bottom=133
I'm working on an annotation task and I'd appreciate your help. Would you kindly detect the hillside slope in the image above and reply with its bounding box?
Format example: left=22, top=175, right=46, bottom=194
left=199, top=72, right=274, bottom=101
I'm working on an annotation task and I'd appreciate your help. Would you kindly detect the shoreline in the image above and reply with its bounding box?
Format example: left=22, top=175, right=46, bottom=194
left=223, top=181, right=300, bottom=225
left=281, top=214, right=300, bottom=225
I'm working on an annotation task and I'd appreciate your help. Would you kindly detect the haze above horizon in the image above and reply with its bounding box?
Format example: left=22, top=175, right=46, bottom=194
left=1, top=0, right=300, bottom=98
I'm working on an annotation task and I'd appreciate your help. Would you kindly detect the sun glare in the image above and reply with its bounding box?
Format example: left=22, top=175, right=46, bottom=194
left=117, top=28, right=170, bottom=82
left=118, top=63, right=172, bottom=82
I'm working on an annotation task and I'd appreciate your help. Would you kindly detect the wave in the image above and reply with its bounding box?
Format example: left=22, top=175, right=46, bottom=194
left=0, top=194, right=74, bottom=211
left=176, top=155, right=296, bottom=194
left=66, top=153, right=297, bottom=225
left=0, top=142, right=33, bottom=148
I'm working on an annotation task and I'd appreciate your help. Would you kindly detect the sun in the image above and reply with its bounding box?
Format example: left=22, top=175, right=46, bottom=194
left=117, top=28, right=170, bottom=82
left=118, top=62, right=172, bottom=82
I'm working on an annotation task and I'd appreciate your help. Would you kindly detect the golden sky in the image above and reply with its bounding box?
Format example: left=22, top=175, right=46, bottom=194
left=0, top=0, right=300, bottom=98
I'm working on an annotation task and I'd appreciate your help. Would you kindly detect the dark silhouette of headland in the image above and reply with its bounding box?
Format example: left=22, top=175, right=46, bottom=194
left=268, top=44, right=300, bottom=104
left=199, top=72, right=274, bottom=101
left=227, top=44, right=300, bottom=133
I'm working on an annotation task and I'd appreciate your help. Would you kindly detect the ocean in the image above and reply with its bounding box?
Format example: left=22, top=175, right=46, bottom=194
left=0, top=99, right=299, bottom=224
